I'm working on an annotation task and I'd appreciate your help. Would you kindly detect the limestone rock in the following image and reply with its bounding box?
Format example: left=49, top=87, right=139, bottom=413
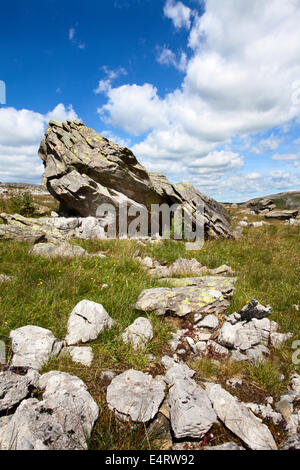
left=197, top=314, right=219, bottom=330
left=10, top=326, right=63, bottom=371
left=205, top=442, right=244, bottom=450
left=136, top=286, right=230, bottom=317
left=206, top=384, right=277, bottom=450
left=168, top=377, right=217, bottom=439
left=265, top=209, right=299, bottom=220
left=38, top=121, right=232, bottom=239
left=29, top=242, right=88, bottom=258
left=281, top=434, right=300, bottom=450
left=160, top=275, right=236, bottom=298
left=122, top=317, right=153, bottom=350
left=0, top=371, right=99, bottom=450
left=0, top=370, right=39, bottom=412
left=62, top=346, right=94, bottom=367
left=65, top=300, right=114, bottom=345
left=106, top=370, right=165, bottom=423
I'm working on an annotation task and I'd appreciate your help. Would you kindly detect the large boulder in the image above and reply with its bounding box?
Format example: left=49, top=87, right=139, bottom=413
left=38, top=120, right=231, bottom=239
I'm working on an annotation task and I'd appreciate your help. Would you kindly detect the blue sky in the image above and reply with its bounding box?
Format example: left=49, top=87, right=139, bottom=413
left=0, top=0, right=300, bottom=202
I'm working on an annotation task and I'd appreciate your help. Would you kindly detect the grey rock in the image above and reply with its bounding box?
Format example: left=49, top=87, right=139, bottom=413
left=62, top=346, right=94, bottom=367
left=0, top=371, right=38, bottom=412
left=136, top=286, right=230, bottom=318
left=239, top=300, right=272, bottom=322
left=230, top=350, right=249, bottom=362
left=206, top=383, right=277, bottom=450
left=281, top=434, right=300, bottom=450
left=10, top=325, right=63, bottom=371
left=29, top=242, right=88, bottom=258
left=205, top=442, right=244, bottom=450
left=226, top=378, right=243, bottom=388
left=122, top=317, right=153, bottom=350
left=245, top=403, right=282, bottom=425
left=270, top=332, right=293, bottom=349
left=164, top=363, right=195, bottom=386
left=197, top=314, right=219, bottom=330
left=65, top=300, right=114, bottom=345
left=1, top=371, right=99, bottom=450
left=206, top=340, right=229, bottom=358
left=161, top=356, right=176, bottom=370
left=168, top=377, right=217, bottom=439
left=106, top=370, right=165, bottom=423
left=39, top=121, right=232, bottom=239
left=160, top=275, right=236, bottom=298
left=265, top=209, right=299, bottom=220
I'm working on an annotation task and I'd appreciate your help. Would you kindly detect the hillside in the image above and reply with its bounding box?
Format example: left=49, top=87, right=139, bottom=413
left=246, top=191, right=300, bottom=211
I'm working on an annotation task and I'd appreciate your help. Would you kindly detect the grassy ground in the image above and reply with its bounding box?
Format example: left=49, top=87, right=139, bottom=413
left=0, top=207, right=299, bottom=449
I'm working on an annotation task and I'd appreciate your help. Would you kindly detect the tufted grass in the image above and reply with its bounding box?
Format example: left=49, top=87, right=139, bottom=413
left=0, top=207, right=299, bottom=449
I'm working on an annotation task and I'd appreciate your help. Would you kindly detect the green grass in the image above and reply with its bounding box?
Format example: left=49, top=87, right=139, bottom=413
left=0, top=210, right=299, bottom=448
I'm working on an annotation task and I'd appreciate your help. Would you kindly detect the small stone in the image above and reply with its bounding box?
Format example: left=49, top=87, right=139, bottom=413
left=122, top=317, right=153, bottom=350
left=65, top=300, right=114, bottom=346
left=63, top=346, right=94, bottom=367
left=197, top=314, right=219, bottom=330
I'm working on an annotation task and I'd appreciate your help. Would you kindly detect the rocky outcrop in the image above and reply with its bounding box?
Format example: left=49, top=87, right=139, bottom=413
left=38, top=120, right=231, bottom=239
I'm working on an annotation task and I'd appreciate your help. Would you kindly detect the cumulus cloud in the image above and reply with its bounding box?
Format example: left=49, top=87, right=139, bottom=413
left=156, top=46, right=187, bottom=72
left=163, top=0, right=192, bottom=30
left=97, top=0, right=300, bottom=199
left=0, top=104, right=79, bottom=183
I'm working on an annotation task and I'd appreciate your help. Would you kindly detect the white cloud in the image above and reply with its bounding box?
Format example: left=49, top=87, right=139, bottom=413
left=163, top=0, right=192, bottom=30
left=272, top=153, right=298, bottom=161
left=69, top=28, right=75, bottom=41
left=98, top=0, right=300, bottom=199
left=98, top=84, right=168, bottom=135
left=156, top=46, right=187, bottom=72
left=0, top=104, right=79, bottom=183
left=68, top=27, right=85, bottom=49
left=251, top=134, right=283, bottom=154
left=187, top=150, right=244, bottom=174
left=94, top=66, right=127, bottom=94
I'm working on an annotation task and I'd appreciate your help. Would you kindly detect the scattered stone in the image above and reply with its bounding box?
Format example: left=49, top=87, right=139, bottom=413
left=239, top=300, right=271, bottom=322
left=62, top=346, right=94, bottom=367
left=0, top=370, right=39, bottom=412
left=65, top=300, right=114, bottom=346
left=1, top=371, right=99, bottom=450
left=245, top=403, right=282, bottom=425
left=265, top=209, right=299, bottom=220
left=136, top=286, right=230, bottom=317
left=206, top=383, right=277, bottom=450
left=160, top=275, right=236, bottom=297
left=10, top=326, right=63, bottom=371
left=164, top=363, right=196, bottom=385
left=106, top=370, right=165, bottom=423
left=270, top=332, right=293, bottom=349
left=167, top=375, right=217, bottom=439
left=197, top=315, right=219, bottom=330
left=29, top=242, right=88, bottom=258
left=281, top=434, right=300, bottom=450
left=122, top=317, right=153, bottom=350
left=246, top=198, right=276, bottom=214
left=205, top=442, right=244, bottom=450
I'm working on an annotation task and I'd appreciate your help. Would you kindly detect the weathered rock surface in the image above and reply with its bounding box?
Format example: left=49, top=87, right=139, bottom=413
left=205, top=442, right=244, bottom=450
left=29, top=242, right=88, bottom=258
left=106, top=370, right=165, bottom=422
left=281, top=434, right=300, bottom=450
left=0, top=371, right=99, bottom=450
left=62, top=346, right=94, bottom=367
left=160, top=275, right=236, bottom=298
left=38, top=120, right=231, bottom=239
left=65, top=300, right=114, bottom=346
left=0, top=370, right=39, bottom=412
left=168, top=377, right=217, bottom=440
left=206, top=384, right=277, bottom=450
left=10, top=326, right=63, bottom=370
left=247, top=198, right=276, bottom=214
left=136, top=286, right=230, bottom=317
left=122, top=317, right=153, bottom=350
left=0, top=213, right=64, bottom=243
left=265, top=209, right=299, bottom=220
left=163, top=363, right=217, bottom=440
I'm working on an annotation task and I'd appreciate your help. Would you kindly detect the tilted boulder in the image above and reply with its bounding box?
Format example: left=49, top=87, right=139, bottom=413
left=38, top=120, right=231, bottom=239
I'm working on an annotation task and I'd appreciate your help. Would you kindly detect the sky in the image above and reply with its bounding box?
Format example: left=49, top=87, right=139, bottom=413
left=0, top=0, right=300, bottom=202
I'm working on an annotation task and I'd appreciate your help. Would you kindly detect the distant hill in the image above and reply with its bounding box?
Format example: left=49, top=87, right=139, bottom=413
left=246, top=191, right=300, bottom=210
